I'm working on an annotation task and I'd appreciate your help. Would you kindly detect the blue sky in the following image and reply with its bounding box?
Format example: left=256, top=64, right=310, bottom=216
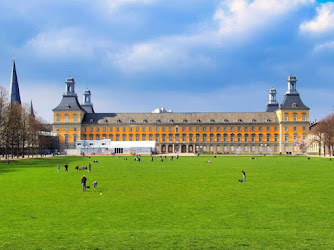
left=0, top=0, right=334, bottom=122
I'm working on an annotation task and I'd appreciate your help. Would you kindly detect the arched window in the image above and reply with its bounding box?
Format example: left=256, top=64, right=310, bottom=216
left=259, top=133, right=263, bottom=142
left=244, top=134, right=249, bottom=142
left=293, top=133, right=297, bottom=141
left=196, top=134, right=200, bottom=142
left=203, top=134, right=207, bottom=142
left=223, top=133, right=228, bottom=142
left=168, top=134, right=173, bottom=142
left=116, top=134, right=120, bottom=141
left=64, top=134, right=69, bottom=143
left=237, top=133, right=241, bottom=142
left=266, top=133, right=271, bottom=142
left=284, top=134, right=289, bottom=142
left=142, top=134, right=146, bottom=141
left=89, top=134, right=93, bottom=140
left=96, top=134, right=100, bottom=140
left=251, top=134, right=256, bottom=142
left=216, top=134, right=221, bottom=142
left=155, top=134, right=160, bottom=142
left=230, top=134, right=234, bottom=142
left=293, top=113, right=297, bottom=121
left=109, top=134, right=113, bottom=140
left=284, top=113, right=288, bottom=121
left=83, top=134, right=87, bottom=140
left=73, top=134, right=77, bottom=142
left=65, top=114, right=69, bottom=122
left=302, top=113, right=307, bottom=121
left=209, top=133, right=214, bottom=142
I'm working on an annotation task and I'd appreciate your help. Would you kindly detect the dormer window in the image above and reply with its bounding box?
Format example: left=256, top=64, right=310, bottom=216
left=183, top=119, right=188, bottom=123
left=238, top=119, right=243, bottom=123
left=169, top=119, right=174, bottom=123
left=105, top=119, right=108, bottom=123
left=266, top=119, right=271, bottom=122
left=65, top=104, right=71, bottom=109
left=90, top=119, right=94, bottom=123
left=252, top=119, right=257, bottom=122
left=292, top=103, right=297, bottom=107
left=210, top=119, right=215, bottom=123
left=129, top=119, right=135, bottom=123
left=196, top=119, right=201, bottom=123
left=224, top=119, right=229, bottom=123
left=143, top=119, right=148, bottom=123
left=156, top=119, right=161, bottom=123
left=117, top=119, right=121, bottom=123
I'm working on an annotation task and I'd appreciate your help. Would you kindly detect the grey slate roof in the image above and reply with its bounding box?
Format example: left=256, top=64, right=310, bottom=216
left=10, top=59, right=21, bottom=104
left=52, top=95, right=86, bottom=112
left=82, top=112, right=278, bottom=124
left=280, top=94, right=309, bottom=110
left=266, top=104, right=279, bottom=112
left=81, top=104, right=95, bottom=113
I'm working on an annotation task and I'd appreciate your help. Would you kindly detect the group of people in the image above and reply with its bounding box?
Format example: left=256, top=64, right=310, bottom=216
left=81, top=175, right=98, bottom=191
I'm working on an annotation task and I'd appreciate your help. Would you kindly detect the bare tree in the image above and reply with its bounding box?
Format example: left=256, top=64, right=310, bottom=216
left=294, top=138, right=310, bottom=155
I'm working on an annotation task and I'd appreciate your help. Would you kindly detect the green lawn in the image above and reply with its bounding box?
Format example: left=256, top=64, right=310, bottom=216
left=0, top=155, right=333, bottom=249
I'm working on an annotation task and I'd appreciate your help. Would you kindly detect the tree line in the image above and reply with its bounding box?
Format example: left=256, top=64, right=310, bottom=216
left=0, top=86, right=56, bottom=158
left=310, top=113, right=334, bottom=156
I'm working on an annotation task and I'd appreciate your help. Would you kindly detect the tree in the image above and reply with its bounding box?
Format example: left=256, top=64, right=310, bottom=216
left=294, top=138, right=310, bottom=154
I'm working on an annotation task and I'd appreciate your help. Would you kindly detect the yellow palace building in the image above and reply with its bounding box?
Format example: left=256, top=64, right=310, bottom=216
left=53, top=75, right=309, bottom=154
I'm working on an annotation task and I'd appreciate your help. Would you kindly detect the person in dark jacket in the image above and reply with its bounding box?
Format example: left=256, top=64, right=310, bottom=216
left=82, top=175, right=87, bottom=191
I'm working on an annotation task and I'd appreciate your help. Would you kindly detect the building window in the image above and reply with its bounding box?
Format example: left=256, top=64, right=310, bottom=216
left=266, top=134, right=271, bottom=142
left=293, top=133, right=297, bottom=141
left=73, top=114, right=77, bottom=123
left=109, top=134, right=113, bottom=140
left=274, top=134, right=278, bottom=142
left=196, top=134, right=200, bottom=142
left=237, top=134, right=241, bottom=142
left=230, top=134, right=234, bottom=142
left=216, top=134, right=221, bottom=142
left=302, top=133, right=306, bottom=140
left=223, top=127, right=227, bottom=132
left=103, top=127, right=106, bottom=132
left=162, top=134, right=166, bottom=142
left=251, top=134, right=256, bottom=142
left=65, top=114, right=69, bottom=122
left=259, top=134, right=263, bottom=142
left=89, top=134, right=93, bottom=140
left=82, top=127, right=86, bottom=132
left=73, top=127, right=77, bottom=132
left=122, top=134, right=126, bottom=141
left=89, top=127, right=93, bottom=132
left=284, top=134, right=289, bottom=142
left=155, top=134, right=160, bottom=142
left=168, top=134, right=173, bottom=142
left=102, top=134, right=106, bottom=139
left=142, top=127, right=146, bottom=132
left=203, top=127, right=207, bottom=132
left=155, top=127, right=159, bottom=132
left=96, top=134, right=100, bottom=140
left=237, top=127, right=241, bottom=132
left=266, top=126, right=270, bottom=131
left=284, top=113, right=288, bottom=121
left=244, top=127, right=248, bottom=132
left=83, top=134, right=87, bottom=140
left=251, top=127, right=255, bottom=132
left=162, top=127, right=165, bottom=132
left=149, top=134, right=153, bottom=141
left=275, top=127, right=278, bottom=131
left=136, top=134, right=140, bottom=141
left=182, top=134, right=186, bottom=142
left=175, top=134, right=179, bottom=142
left=223, top=134, right=227, bottom=142
left=203, top=134, right=207, bottom=142
left=96, top=127, right=100, bottom=132
left=293, top=126, right=297, bottom=131
left=217, top=127, right=220, bottom=132
left=302, top=113, right=306, bottom=121
left=116, top=134, right=120, bottom=141
left=259, top=127, right=262, bottom=132
left=189, top=134, right=193, bottom=142
left=210, top=134, right=214, bottom=142
left=65, top=127, right=68, bottom=132
left=142, top=134, right=146, bottom=141
left=56, top=128, right=60, bottom=132
left=56, top=115, right=60, bottom=123
left=109, top=127, right=113, bottom=132
left=210, top=127, right=214, bottom=132
left=129, top=134, right=133, bottom=141
left=293, top=113, right=297, bottom=121
left=149, top=127, right=152, bottom=132
left=64, top=134, right=68, bottom=143
left=230, top=127, right=234, bottom=132
left=244, top=134, right=248, bottom=142
left=285, top=126, right=288, bottom=131
left=189, top=127, right=193, bottom=132
left=116, top=127, right=119, bottom=132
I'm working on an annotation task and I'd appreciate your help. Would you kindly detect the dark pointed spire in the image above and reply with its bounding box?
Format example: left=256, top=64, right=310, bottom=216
left=30, top=100, right=35, bottom=117
left=10, top=58, right=22, bottom=104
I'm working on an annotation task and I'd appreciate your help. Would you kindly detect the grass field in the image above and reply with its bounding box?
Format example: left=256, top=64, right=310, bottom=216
left=0, top=155, right=334, bottom=249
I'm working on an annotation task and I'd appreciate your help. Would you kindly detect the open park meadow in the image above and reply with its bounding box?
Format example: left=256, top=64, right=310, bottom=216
left=0, top=155, right=333, bottom=249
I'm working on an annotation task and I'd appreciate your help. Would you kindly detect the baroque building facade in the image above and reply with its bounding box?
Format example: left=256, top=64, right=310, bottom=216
left=53, top=75, right=310, bottom=154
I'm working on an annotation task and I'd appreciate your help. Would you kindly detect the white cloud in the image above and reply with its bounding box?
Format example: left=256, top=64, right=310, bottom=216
left=300, top=2, right=334, bottom=33
left=25, top=27, right=112, bottom=59
left=109, top=0, right=314, bottom=73
left=314, top=40, right=334, bottom=52
left=214, top=0, right=314, bottom=36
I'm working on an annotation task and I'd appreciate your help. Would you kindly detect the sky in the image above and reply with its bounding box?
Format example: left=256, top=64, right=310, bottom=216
left=0, top=0, right=333, bottom=123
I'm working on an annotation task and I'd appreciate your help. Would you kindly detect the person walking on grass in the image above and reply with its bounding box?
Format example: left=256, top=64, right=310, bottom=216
left=242, top=170, right=246, bottom=182
left=82, top=175, right=87, bottom=191
left=57, top=164, right=60, bottom=172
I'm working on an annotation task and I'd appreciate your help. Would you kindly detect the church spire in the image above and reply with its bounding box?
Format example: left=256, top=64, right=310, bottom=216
left=30, top=100, right=35, bottom=117
left=10, top=58, right=22, bottom=104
